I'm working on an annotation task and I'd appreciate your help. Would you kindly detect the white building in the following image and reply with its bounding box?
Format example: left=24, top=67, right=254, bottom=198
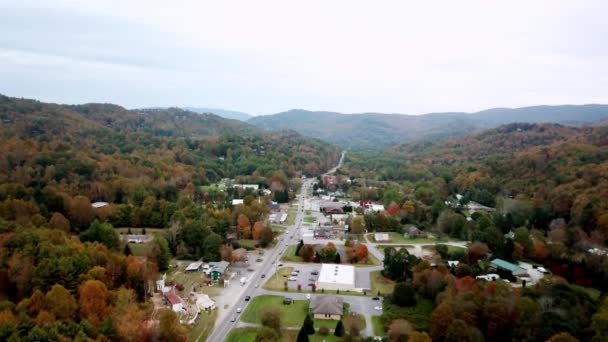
left=234, top=184, right=259, bottom=191
left=232, top=199, right=244, bottom=205
left=316, top=264, right=356, bottom=291
left=92, top=202, right=109, bottom=208
left=194, top=293, right=216, bottom=311
left=164, top=292, right=184, bottom=312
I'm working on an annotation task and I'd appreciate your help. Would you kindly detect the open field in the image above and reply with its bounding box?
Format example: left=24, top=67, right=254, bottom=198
left=304, top=216, right=317, bottom=223
left=241, top=295, right=309, bottom=327
left=372, top=316, right=386, bottom=337
left=281, top=245, right=302, bottom=262
left=286, top=208, right=297, bottom=225
left=263, top=267, right=294, bottom=291
left=188, top=309, right=217, bottom=342
left=370, top=270, right=395, bottom=296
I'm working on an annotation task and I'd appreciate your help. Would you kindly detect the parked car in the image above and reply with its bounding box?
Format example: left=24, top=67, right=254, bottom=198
left=374, top=306, right=382, bottom=311
left=261, top=274, right=266, bottom=278
left=245, top=296, right=251, bottom=301
left=306, top=294, right=311, bottom=299
left=372, top=297, right=380, bottom=301
left=310, top=271, right=319, bottom=275
left=236, top=307, right=242, bottom=313
left=277, top=263, right=283, bottom=267
left=288, top=276, right=297, bottom=281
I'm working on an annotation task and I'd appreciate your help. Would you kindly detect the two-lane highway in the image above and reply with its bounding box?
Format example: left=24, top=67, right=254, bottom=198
left=205, top=178, right=315, bottom=342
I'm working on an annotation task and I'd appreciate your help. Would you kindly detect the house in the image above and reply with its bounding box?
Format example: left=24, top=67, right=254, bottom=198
left=156, top=274, right=172, bottom=293
left=208, top=261, right=230, bottom=281
left=310, top=295, right=343, bottom=320
left=447, top=261, right=460, bottom=268
left=369, top=204, right=385, bottom=212
left=232, top=199, right=244, bottom=206
left=185, top=261, right=203, bottom=272
left=233, top=184, right=259, bottom=191
left=374, top=233, right=390, bottom=243
left=92, top=202, right=109, bottom=209
left=164, top=292, right=184, bottom=312
left=320, top=201, right=346, bottom=215
left=194, top=293, right=216, bottom=311
left=404, top=226, right=426, bottom=238
left=125, top=234, right=147, bottom=244
left=490, top=258, right=528, bottom=277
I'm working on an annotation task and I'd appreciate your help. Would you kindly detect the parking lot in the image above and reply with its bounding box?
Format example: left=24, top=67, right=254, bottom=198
left=278, top=264, right=321, bottom=290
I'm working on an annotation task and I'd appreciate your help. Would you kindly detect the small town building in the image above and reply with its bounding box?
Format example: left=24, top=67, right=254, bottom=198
left=194, top=293, right=216, bottom=311
left=310, top=295, right=343, bottom=320
left=92, top=201, right=109, bottom=208
left=490, top=258, right=528, bottom=277
left=316, top=264, right=355, bottom=291
left=164, top=292, right=184, bottom=313
left=126, top=234, right=146, bottom=244
left=232, top=199, right=244, bottom=205
left=233, top=184, right=259, bottom=191
left=374, top=233, right=390, bottom=242
left=208, top=261, right=230, bottom=281
left=185, top=261, right=203, bottom=272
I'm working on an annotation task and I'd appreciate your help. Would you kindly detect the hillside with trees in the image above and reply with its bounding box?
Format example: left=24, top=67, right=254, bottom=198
left=0, top=94, right=340, bottom=340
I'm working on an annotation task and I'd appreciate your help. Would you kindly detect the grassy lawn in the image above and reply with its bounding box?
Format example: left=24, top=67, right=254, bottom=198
left=310, top=334, right=341, bottom=342
left=286, top=208, right=297, bottom=225
left=241, top=295, right=309, bottom=327
left=237, top=239, right=258, bottom=250
left=380, top=297, right=434, bottom=332
left=372, top=316, right=386, bottom=336
left=281, top=245, right=303, bottom=262
left=226, top=327, right=258, bottom=342
left=356, top=249, right=381, bottom=267
left=314, top=319, right=338, bottom=330
left=371, top=270, right=395, bottom=296
left=127, top=243, right=149, bottom=256
left=571, top=284, right=601, bottom=301
left=263, top=267, right=294, bottom=291
left=304, top=216, right=317, bottom=223
left=447, top=245, right=466, bottom=253
left=188, top=309, right=217, bottom=342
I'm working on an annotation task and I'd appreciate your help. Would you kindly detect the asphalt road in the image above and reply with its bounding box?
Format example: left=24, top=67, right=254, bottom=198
left=205, top=178, right=316, bottom=342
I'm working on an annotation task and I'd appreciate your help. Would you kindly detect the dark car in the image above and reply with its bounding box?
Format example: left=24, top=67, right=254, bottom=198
left=261, top=274, right=266, bottom=278
left=245, top=295, right=251, bottom=301
left=372, top=296, right=380, bottom=300
left=310, top=271, right=319, bottom=275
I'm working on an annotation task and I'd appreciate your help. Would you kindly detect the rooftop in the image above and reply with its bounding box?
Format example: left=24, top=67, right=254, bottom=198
left=310, top=295, right=343, bottom=315
left=317, top=263, right=355, bottom=286
left=491, top=258, right=525, bottom=273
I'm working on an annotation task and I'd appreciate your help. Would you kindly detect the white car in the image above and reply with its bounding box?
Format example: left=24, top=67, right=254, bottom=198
left=288, top=276, right=297, bottom=281
left=306, top=294, right=311, bottom=299
left=537, top=267, right=548, bottom=273
left=236, top=307, right=242, bottom=313
left=374, top=306, right=382, bottom=311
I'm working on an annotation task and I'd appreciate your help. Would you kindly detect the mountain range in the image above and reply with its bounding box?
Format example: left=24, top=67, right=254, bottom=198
left=184, top=107, right=253, bottom=121
left=247, top=105, right=608, bottom=149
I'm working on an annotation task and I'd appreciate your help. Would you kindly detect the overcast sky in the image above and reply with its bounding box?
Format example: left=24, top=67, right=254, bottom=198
left=1, top=1, right=607, bottom=115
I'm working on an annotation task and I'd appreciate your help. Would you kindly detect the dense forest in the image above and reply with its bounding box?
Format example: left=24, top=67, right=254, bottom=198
left=339, top=122, right=608, bottom=340
left=0, top=95, right=340, bottom=340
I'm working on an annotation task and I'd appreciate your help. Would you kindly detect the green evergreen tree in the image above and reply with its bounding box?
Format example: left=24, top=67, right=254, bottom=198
left=123, top=243, right=132, bottom=256
left=334, top=320, right=345, bottom=337
left=295, top=240, right=304, bottom=256
left=296, top=327, right=310, bottom=342
left=303, top=314, right=315, bottom=335
left=334, top=252, right=341, bottom=264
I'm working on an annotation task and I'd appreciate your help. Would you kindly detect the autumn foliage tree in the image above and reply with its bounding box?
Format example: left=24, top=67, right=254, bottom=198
left=356, top=244, right=369, bottom=263
left=299, top=244, right=315, bottom=262
left=237, top=214, right=252, bottom=239
left=48, top=212, right=71, bottom=232
left=78, top=280, right=112, bottom=327
left=252, top=221, right=264, bottom=240
left=69, top=195, right=95, bottom=231
left=388, top=319, right=414, bottom=341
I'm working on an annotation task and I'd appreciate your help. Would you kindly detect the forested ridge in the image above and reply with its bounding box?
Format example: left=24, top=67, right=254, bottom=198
left=0, top=95, right=340, bottom=341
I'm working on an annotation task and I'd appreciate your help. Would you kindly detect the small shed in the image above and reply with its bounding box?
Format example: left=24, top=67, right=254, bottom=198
left=164, top=292, right=184, bottom=313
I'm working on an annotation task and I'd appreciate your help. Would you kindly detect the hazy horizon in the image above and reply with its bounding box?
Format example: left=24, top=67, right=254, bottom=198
left=1, top=1, right=607, bottom=115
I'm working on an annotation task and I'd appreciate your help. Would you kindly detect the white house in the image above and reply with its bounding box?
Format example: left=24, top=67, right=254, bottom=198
left=233, top=184, right=259, bottom=191
left=164, top=292, right=184, bottom=312
left=232, top=199, right=244, bottom=205
left=194, top=293, right=216, bottom=311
